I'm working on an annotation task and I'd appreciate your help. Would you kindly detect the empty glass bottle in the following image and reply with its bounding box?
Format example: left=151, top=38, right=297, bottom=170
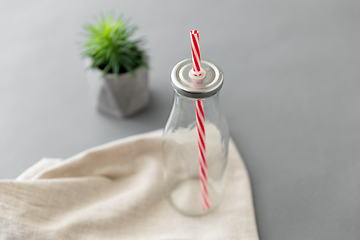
left=163, top=59, right=229, bottom=216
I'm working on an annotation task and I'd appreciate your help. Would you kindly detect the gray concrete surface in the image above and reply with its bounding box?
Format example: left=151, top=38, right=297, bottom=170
left=1, top=0, right=359, bottom=239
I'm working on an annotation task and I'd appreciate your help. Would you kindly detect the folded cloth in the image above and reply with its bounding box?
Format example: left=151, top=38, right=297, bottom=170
left=0, top=130, right=259, bottom=240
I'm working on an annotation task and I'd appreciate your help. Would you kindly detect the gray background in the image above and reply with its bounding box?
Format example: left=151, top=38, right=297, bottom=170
left=1, top=0, right=359, bottom=239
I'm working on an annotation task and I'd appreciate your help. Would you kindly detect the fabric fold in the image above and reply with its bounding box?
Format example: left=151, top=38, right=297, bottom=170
left=0, top=130, right=258, bottom=240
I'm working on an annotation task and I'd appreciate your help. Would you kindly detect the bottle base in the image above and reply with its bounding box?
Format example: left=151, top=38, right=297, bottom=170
left=166, top=177, right=222, bottom=217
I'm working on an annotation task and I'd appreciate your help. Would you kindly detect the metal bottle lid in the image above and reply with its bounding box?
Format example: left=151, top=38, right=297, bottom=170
left=171, top=59, right=224, bottom=99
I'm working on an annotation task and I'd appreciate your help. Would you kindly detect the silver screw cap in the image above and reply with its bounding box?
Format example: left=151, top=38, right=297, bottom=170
left=171, top=59, right=224, bottom=99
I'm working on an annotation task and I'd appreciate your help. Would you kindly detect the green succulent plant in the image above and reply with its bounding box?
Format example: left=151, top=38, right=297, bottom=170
left=82, top=14, right=146, bottom=78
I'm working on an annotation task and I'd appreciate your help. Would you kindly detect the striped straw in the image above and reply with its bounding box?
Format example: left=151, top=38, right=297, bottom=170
left=196, top=99, right=210, bottom=210
left=190, top=30, right=210, bottom=210
left=190, top=30, right=205, bottom=79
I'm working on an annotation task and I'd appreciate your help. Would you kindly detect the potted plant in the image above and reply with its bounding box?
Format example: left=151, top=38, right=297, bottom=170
left=82, top=14, right=149, bottom=117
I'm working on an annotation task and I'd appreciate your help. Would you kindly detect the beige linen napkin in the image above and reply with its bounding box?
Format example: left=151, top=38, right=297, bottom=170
left=0, top=130, right=259, bottom=240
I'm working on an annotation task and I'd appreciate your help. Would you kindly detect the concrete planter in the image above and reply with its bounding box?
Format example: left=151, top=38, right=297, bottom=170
left=85, top=58, right=149, bottom=117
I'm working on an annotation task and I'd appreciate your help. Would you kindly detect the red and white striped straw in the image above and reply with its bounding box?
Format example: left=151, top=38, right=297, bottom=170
left=196, top=99, right=210, bottom=210
left=190, top=30, right=209, bottom=210
left=190, top=30, right=203, bottom=77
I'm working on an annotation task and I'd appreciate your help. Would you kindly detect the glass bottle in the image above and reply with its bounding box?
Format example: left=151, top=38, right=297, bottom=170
left=163, top=59, right=229, bottom=216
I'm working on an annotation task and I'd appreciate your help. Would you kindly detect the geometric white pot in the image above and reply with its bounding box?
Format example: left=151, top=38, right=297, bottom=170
left=85, top=58, right=150, bottom=118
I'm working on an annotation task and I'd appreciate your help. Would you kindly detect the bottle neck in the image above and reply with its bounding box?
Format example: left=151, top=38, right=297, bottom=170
left=174, top=90, right=221, bottom=106
left=170, top=90, right=222, bottom=128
